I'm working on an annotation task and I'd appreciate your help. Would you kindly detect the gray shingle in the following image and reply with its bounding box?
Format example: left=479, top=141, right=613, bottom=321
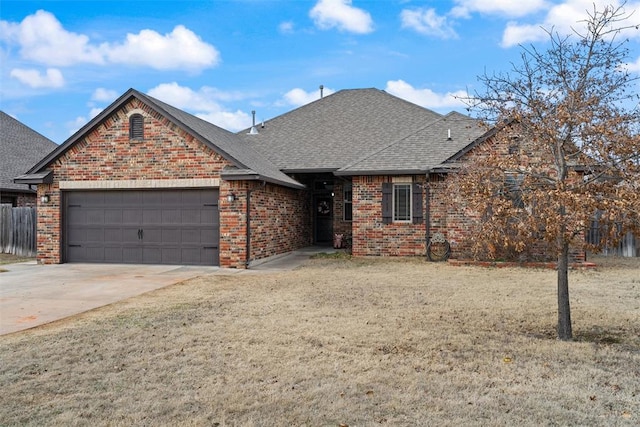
left=0, top=111, right=57, bottom=192
left=336, top=112, right=488, bottom=174
left=238, top=89, right=443, bottom=171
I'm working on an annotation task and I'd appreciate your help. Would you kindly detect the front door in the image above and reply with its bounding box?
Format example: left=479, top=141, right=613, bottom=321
left=314, top=195, right=333, bottom=244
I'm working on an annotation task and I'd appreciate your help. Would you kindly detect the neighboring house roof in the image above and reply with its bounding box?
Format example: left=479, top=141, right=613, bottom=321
left=24, top=89, right=304, bottom=189
left=0, top=111, right=57, bottom=193
left=238, top=88, right=444, bottom=172
left=336, top=112, right=488, bottom=175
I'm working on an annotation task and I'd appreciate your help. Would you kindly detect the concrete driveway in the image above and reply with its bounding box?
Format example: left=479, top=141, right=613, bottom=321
left=0, top=262, right=230, bottom=335
left=0, top=247, right=333, bottom=335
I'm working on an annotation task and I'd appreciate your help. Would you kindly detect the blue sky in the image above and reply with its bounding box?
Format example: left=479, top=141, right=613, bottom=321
left=1, top=0, right=639, bottom=143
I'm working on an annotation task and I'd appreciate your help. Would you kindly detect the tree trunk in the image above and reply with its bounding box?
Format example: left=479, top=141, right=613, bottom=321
left=557, top=241, right=573, bottom=341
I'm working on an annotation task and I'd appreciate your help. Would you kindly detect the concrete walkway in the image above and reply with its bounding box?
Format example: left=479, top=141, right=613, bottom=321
left=0, top=247, right=335, bottom=335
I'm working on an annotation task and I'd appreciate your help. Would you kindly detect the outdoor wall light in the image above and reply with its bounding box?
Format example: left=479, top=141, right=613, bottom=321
left=40, top=195, right=50, bottom=203
left=227, top=193, right=236, bottom=203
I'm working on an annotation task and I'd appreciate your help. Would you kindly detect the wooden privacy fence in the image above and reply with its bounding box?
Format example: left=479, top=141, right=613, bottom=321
left=0, top=204, right=37, bottom=257
left=587, top=220, right=639, bottom=257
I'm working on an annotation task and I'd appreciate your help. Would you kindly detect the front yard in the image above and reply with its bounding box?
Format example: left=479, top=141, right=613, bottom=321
left=1, top=257, right=638, bottom=426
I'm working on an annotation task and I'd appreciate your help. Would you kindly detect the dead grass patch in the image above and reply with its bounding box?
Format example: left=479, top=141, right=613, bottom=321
left=1, top=257, right=638, bottom=426
left=0, top=253, right=34, bottom=266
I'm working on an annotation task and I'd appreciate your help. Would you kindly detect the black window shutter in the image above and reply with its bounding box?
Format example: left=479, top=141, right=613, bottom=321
left=412, top=183, right=423, bottom=224
left=382, top=182, right=392, bottom=224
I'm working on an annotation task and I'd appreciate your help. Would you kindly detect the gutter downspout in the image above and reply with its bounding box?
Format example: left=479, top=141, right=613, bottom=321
left=245, top=181, right=266, bottom=268
left=425, top=174, right=431, bottom=259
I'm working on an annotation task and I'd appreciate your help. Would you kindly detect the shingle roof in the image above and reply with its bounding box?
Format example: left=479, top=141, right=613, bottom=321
left=0, top=111, right=57, bottom=192
left=336, top=112, right=488, bottom=175
left=238, top=88, right=444, bottom=172
left=27, top=89, right=304, bottom=189
left=134, top=92, right=304, bottom=189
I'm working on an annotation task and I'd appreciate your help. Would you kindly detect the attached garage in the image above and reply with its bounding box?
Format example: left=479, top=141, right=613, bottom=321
left=63, top=189, right=219, bottom=266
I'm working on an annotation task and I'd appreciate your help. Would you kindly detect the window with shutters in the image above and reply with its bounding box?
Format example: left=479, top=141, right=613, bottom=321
left=129, top=114, right=144, bottom=140
left=382, top=181, right=423, bottom=225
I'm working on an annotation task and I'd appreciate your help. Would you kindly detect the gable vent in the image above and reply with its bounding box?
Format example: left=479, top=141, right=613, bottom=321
left=129, top=114, right=144, bottom=140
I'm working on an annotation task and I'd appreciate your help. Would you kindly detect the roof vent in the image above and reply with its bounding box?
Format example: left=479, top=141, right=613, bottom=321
left=447, top=129, right=452, bottom=140
left=248, top=110, right=258, bottom=135
left=320, top=84, right=324, bottom=98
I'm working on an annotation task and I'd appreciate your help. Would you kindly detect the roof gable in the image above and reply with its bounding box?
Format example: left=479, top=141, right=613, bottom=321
left=27, top=89, right=304, bottom=189
left=0, top=111, right=57, bottom=192
left=237, top=88, right=444, bottom=172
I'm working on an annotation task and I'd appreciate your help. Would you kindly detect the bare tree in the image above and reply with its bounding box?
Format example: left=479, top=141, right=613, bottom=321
left=454, top=3, right=640, bottom=341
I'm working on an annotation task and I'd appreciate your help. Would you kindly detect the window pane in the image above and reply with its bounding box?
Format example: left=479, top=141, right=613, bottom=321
left=343, top=184, right=352, bottom=221
left=393, top=184, right=411, bottom=221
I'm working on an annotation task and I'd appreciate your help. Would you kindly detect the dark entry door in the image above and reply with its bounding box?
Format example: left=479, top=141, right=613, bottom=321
left=314, top=195, right=333, bottom=244
left=64, top=189, right=219, bottom=265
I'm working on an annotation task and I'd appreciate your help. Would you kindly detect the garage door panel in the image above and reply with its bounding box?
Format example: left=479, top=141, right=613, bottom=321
left=104, top=246, right=123, bottom=263
left=142, top=227, right=162, bottom=243
left=143, top=210, right=162, bottom=225
left=65, top=189, right=219, bottom=265
left=122, top=228, right=140, bottom=243
left=162, top=209, right=181, bottom=224
left=143, top=247, right=162, bottom=264
left=85, top=227, right=104, bottom=242
left=104, top=209, right=123, bottom=224
left=120, top=191, right=142, bottom=205
left=122, top=209, right=143, bottom=224
left=143, top=192, right=163, bottom=205
left=162, top=228, right=180, bottom=243
left=104, top=229, right=123, bottom=243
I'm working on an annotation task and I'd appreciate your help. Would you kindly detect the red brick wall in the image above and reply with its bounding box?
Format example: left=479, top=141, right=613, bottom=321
left=36, top=97, right=312, bottom=267
left=332, top=180, right=352, bottom=238
left=351, top=175, right=427, bottom=257
left=17, top=193, right=37, bottom=207
left=249, top=183, right=311, bottom=263
left=427, top=137, right=584, bottom=262
left=219, top=181, right=310, bottom=268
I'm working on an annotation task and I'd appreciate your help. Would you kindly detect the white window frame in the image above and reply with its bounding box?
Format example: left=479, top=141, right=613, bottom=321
left=392, top=183, right=412, bottom=223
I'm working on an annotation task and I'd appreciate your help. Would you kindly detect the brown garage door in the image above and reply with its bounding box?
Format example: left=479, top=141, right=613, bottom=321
left=64, top=189, right=219, bottom=265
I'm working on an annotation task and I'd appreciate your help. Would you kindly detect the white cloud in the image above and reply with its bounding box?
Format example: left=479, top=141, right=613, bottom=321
left=147, top=82, right=251, bottom=131
left=400, top=8, right=458, bottom=39
left=626, top=56, right=640, bottom=72
left=279, top=21, right=294, bottom=34
left=451, top=0, right=549, bottom=18
left=309, top=0, right=374, bottom=34
left=67, top=115, right=89, bottom=136
left=91, top=88, right=119, bottom=102
left=89, top=107, right=103, bottom=119
left=282, top=87, right=335, bottom=107
left=0, top=10, right=219, bottom=71
left=105, top=25, right=220, bottom=71
left=385, top=80, right=468, bottom=110
left=1, top=10, right=104, bottom=66
left=9, top=67, right=64, bottom=88
left=501, top=0, right=640, bottom=47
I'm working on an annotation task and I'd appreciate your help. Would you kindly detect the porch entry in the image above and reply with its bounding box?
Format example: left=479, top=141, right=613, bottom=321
left=313, top=179, right=334, bottom=244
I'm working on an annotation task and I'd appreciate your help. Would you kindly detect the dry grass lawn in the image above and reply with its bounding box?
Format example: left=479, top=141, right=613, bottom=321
left=1, top=256, right=639, bottom=426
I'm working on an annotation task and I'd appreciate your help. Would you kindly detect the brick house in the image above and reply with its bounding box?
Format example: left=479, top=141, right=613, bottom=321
left=17, top=88, right=501, bottom=268
left=1, top=111, right=57, bottom=207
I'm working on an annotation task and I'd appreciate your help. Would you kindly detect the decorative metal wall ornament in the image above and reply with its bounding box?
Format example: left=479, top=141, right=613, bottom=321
left=427, top=232, right=451, bottom=262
